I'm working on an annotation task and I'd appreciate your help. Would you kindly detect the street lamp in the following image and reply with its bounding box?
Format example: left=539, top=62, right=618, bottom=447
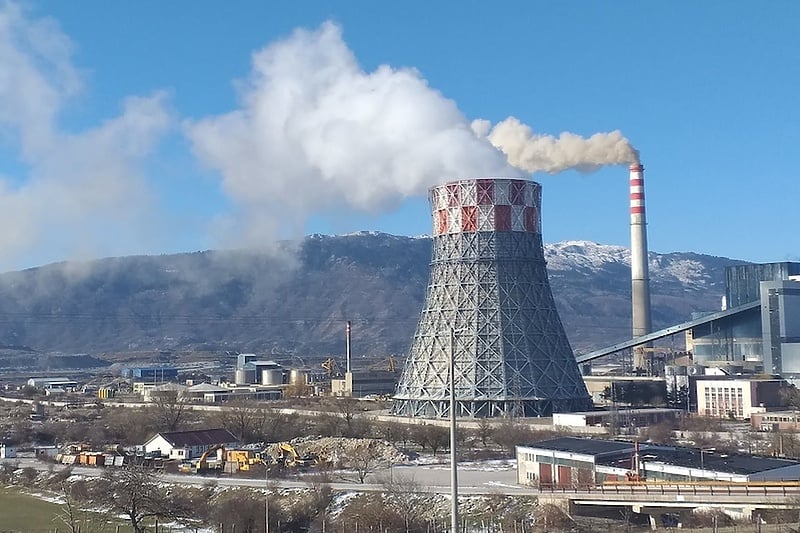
left=264, top=458, right=269, bottom=533
left=449, top=327, right=459, bottom=533
left=700, top=447, right=715, bottom=473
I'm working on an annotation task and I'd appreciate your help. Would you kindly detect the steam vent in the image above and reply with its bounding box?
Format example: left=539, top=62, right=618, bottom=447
left=392, top=178, right=592, bottom=418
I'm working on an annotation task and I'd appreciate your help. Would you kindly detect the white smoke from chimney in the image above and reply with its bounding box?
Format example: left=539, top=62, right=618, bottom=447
left=187, top=22, right=642, bottom=247
left=185, top=21, right=520, bottom=245
left=474, top=116, right=640, bottom=174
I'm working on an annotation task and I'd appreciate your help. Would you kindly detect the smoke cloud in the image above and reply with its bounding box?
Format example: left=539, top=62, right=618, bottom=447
left=474, top=116, right=640, bottom=174
left=185, top=22, right=520, bottom=244
left=1, top=7, right=640, bottom=271
left=0, top=2, right=173, bottom=271
left=187, top=22, right=639, bottom=245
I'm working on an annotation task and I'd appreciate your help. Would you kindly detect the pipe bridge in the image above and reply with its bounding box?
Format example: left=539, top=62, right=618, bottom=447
left=574, top=301, right=760, bottom=364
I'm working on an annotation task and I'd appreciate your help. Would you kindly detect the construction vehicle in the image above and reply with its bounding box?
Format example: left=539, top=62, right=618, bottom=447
left=276, top=442, right=317, bottom=467
left=183, top=444, right=226, bottom=475
left=224, top=449, right=266, bottom=472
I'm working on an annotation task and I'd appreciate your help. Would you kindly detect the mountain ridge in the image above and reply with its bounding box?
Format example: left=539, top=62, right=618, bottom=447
left=0, top=233, right=746, bottom=357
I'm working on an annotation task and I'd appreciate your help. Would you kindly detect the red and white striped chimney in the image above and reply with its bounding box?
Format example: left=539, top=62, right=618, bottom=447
left=630, top=163, right=652, bottom=371
left=346, top=320, right=352, bottom=373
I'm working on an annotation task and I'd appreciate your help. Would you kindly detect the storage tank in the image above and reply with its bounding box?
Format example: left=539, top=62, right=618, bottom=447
left=235, top=368, right=256, bottom=385
left=289, top=369, right=307, bottom=385
left=261, top=369, right=284, bottom=386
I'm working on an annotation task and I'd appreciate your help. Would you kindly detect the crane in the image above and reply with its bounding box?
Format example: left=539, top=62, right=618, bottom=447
left=321, top=357, right=343, bottom=377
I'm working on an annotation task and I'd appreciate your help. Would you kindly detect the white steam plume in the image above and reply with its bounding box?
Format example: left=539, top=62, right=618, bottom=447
left=186, top=21, right=519, bottom=244
left=0, top=1, right=173, bottom=271
left=474, top=116, right=640, bottom=174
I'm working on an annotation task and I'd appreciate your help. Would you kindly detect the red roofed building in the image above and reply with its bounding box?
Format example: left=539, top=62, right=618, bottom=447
left=143, top=428, right=239, bottom=460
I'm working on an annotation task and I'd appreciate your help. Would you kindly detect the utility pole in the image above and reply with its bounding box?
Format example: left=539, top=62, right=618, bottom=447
left=449, top=327, right=459, bottom=533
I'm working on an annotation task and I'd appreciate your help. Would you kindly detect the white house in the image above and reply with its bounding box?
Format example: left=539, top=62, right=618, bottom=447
left=143, top=428, right=239, bottom=460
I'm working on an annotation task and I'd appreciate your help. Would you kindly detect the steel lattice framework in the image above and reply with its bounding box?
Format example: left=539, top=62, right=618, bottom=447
left=392, top=178, right=591, bottom=418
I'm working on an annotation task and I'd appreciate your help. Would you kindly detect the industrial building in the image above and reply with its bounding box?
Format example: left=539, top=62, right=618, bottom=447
left=752, top=410, right=800, bottom=431
left=517, top=437, right=800, bottom=487
left=695, top=377, right=789, bottom=419
left=26, top=377, right=78, bottom=391
left=579, top=262, right=800, bottom=383
left=121, top=366, right=179, bottom=383
left=331, top=370, right=397, bottom=398
left=235, top=362, right=284, bottom=386
left=234, top=354, right=286, bottom=386
left=552, top=408, right=680, bottom=429
left=190, top=384, right=281, bottom=403
left=392, top=178, right=591, bottom=418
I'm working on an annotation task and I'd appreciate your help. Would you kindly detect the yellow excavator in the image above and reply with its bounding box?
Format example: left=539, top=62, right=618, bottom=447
left=276, top=442, right=316, bottom=467
left=192, top=444, right=226, bottom=474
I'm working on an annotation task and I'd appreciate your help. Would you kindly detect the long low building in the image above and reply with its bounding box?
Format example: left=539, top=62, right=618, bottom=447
left=553, top=408, right=680, bottom=428
left=517, top=437, right=800, bottom=487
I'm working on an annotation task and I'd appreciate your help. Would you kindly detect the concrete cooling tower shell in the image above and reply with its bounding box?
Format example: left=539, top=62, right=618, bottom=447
left=392, top=178, right=592, bottom=418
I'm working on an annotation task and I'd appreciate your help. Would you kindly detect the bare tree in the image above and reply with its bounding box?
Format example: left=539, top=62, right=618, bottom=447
left=346, top=440, right=385, bottom=483
left=426, top=424, right=450, bottom=456
left=476, top=418, right=493, bottom=447
left=378, top=420, right=411, bottom=450
left=284, top=379, right=312, bottom=398
left=491, top=421, right=536, bottom=457
left=410, top=423, right=449, bottom=455
left=208, top=488, right=265, bottom=532
left=148, top=389, right=193, bottom=432
left=383, top=473, right=430, bottom=532
left=329, top=397, right=367, bottom=437
left=55, top=480, right=110, bottom=533
left=213, top=399, right=265, bottom=442
left=91, top=466, right=194, bottom=533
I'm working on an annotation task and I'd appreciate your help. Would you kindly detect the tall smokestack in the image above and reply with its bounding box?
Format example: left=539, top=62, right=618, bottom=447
left=346, top=320, right=352, bottom=373
left=629, top=163, right=652, bottom=372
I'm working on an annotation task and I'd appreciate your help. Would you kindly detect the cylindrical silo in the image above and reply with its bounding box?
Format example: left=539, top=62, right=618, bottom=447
left=289, top=369, right=307, bottom=385
left=392, top=178, right=592, bottom=418
left=235, top=367, right=256, bottom=385
left=261, top=369, right=284, bottom=386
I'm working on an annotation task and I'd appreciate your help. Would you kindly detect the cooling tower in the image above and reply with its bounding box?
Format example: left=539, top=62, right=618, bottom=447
left=392, top=178, right=592, bottom=418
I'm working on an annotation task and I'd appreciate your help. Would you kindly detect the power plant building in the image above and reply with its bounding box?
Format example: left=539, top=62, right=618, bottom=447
left=688, top=263, right=800, bottom=379
left=580, top=261, right=800, bottom=386
left=392, top=178, right=591, bottom=418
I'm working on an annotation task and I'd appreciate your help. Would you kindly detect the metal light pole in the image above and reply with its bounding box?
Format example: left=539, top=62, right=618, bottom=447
left=264, top=460, right=269, bottom=533
left=449, top=327, right=459, bottom=533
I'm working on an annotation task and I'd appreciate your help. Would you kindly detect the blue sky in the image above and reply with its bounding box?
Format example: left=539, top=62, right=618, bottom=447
left=0, top=1, right=798, bottom=270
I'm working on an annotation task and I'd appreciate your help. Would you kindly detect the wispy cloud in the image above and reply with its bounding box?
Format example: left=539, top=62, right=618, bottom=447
left=0, top=1, right=173, bottom=271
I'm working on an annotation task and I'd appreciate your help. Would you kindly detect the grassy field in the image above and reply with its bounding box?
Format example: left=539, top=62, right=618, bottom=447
left=0, top=487, right=132, bottom=532
left=0, top=487, right=65, bottom=531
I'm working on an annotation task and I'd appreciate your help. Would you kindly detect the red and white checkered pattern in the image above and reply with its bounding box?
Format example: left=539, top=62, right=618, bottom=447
left=429, top=178, right=541, bottom=236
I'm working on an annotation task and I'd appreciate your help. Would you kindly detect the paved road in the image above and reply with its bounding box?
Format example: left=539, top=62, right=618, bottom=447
left=6, top=456, right=531, bottom=496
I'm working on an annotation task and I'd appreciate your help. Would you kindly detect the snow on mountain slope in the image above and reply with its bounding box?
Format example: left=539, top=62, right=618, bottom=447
left=544, top=240, right=732, bottom=290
